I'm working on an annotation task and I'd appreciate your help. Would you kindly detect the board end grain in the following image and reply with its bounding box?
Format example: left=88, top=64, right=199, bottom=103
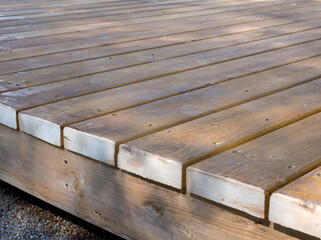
left=187, top=166, right=265, bottom=218
left=64, top=126, right=116, bottom=166
left=18, top=112, right=61, bottom=146
left=118, top=143, right=183, bottom=189
left=0, top=104, right=17, bottom=129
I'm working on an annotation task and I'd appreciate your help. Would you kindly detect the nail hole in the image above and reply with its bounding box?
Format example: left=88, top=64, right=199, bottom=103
left=288, top=165, right=296, bottom=170
left=65, top=184, right=68, bottom=188
left=213, top=142, right=221, bottom=146
left=64, top=160, right=68, bottom=164
left=266, top=118, right=269, bottom=121
left=148, top=124, right=154, bottom=127
left=168, top=130, right=174, bottom=134
left=109, top=57, right=112, bottom=60
left=233, top=150, right=241, bottom=154
left=97, top=109, right=102, bottom=112
left=317, top=173, right=321, bottom=177
left=245, top=90, right=248, bottom=92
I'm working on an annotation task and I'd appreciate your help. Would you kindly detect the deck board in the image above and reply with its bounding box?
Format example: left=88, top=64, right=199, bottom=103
left=1, top=1, right=318, bottom=53
left=187, top=113, right=321, bottom=218
left=118, top=80, right=321, bottom=189
left=0, top=123, right=299, bottom=240
left=1, top=7, right=320, bottom=62
left=0, top=0, right=321, bottom=238
left=270, top=166, right=321, bottom=238
left=13, top=39, right=321, bottom=142
left=63, top=57, right=321, bottom=166
left=2, top=2, right=315, bottom=49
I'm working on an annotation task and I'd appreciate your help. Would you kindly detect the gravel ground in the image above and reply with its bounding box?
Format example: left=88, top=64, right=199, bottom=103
left=0, top=180, right=124, bottom=240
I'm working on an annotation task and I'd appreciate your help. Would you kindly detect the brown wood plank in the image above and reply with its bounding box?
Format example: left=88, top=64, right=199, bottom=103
left=117, top=80, right=321, bottom=189
left=270, top=166, right=321, bottom=238
left=1, top=20, right=320, bottom=94
left=2, top=9, right=319, bottom=66
left=1, top=4, right=318, bottom=62
left=0, top=123, right=299, bottom=240
left=0, top=0, right=237, bottom=24
left=1, top=0, right=293, bottom=35
left=4, top=17, right=320, bottom=76
left=63, top=57, right=321, bottom=166
left=0, top=0, right=210, bottom=18
left=12, top=39, right=321, bottom=140
left=0, top=1, right=138, bottom=16
left=0, top=0, right=127, bottom=11
left=0, top=0, right=221, bottom=27
left=2, top=15, right=321, bottom=77
left=0, top=1, right=317, bottom=50
left=187, top=113, right=321, bottom=218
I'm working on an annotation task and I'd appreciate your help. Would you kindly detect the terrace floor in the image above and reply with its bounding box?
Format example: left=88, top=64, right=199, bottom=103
left=0, top=0, right=321, bottom=239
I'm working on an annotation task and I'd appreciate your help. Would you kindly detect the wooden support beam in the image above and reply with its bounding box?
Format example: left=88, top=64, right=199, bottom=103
left=0, top=124, right=298, bottom=240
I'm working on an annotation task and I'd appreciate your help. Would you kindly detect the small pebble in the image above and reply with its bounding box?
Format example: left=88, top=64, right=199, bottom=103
left=0, top=180, right=122, bottom=239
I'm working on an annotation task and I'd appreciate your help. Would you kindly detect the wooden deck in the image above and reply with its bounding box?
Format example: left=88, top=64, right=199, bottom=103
left=0, top=0, right=321, bottom=239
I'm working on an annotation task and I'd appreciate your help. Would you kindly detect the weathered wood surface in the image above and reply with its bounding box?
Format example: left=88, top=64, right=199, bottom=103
left=1, top=0, right=321, bottom=237
left=13, top=39, right=321, bottom=143
left=118, top=80, right=321, bottom=189
left=0, top=1, right=318, bottom=62
left=64, top=57, right=321, bottom=165
left=270, top=166, right=321, bottom=239
left=0, top=124, right=299, bottom=240
left=187, top=113, right=321, bottom=218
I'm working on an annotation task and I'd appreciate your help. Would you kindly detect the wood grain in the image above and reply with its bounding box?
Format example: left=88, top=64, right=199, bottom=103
left=4, top=13, right=321, bottom=76
left=187, top=113, right=321, bottom=218
left=118, top=80, right=321, bottom=189
left=0, top=2, right=317, bottom=58
left=0, top=123, right=298, bottom=240
left=15, top=40, right=321, bottom=144
left=270, top=166, right=321, bottom=238
left=63, top=57, right=321, bottom=166
left=2, top=23, right=321, bottom=114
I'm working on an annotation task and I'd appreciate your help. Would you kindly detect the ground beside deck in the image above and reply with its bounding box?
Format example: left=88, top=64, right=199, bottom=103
left=0, top=0, right=321, bottom=239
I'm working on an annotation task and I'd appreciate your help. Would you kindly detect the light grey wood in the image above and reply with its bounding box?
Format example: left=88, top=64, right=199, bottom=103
left=16, top=39, right=321, bottom=144
left=118, top=80, right=321, bottom=189
left=0, top=124, right=299, bottom=240
left=270, top=166, right=321, bottom=238
left=63, top=57, right=321, bottom=166
left=187, top=113, right=321, bottom=218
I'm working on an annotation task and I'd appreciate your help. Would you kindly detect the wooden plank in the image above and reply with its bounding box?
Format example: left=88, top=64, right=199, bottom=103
left=2, top=21, right=320, bottom=89
left=0, top=0, right=241, bottom=23
left=5, top=16, right=320, bottom=76
left=0, top=1, right=139, bottom=16
left=0, top=0, right=209, bottom=19
left=0, top=124, right=299, bottom=240
left=0, top=1, right=316, bottom=49
left=1, top=0, right=296, bottom=36
left=117, top=80, right=321, bottom=189
left=0, top=0, right=222, bottom=25
left=187, top=113, right=321, bottom=218
left=63, top=57, right=321, bottom=166
left=0, top=0, right=127, bottom=11
left=270, top=167, right=321, bottom=238
left=1, top=0, right=300, bottom=38
left=1, top=5, right=318, bottom=62
left=14, top=39, right=321, bottom=143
